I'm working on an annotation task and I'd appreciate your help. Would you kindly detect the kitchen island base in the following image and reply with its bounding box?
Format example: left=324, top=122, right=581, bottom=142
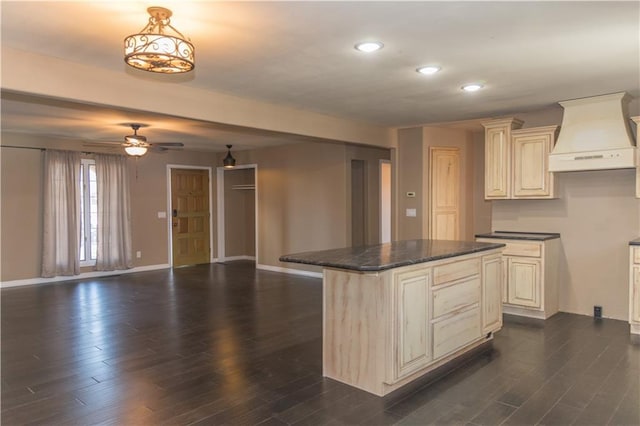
left=322, top=250, right=503, bottom=396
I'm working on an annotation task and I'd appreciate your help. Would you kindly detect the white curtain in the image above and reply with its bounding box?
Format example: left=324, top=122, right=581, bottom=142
left=95, top=154, right=133, bottom=271
left=42, top=150, right=81, bottom=277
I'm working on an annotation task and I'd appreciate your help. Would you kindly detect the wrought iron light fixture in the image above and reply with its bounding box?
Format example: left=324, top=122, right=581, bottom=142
left=223, top=145, right=236, bottom=168
left=124, top=7, right=195, bottom=74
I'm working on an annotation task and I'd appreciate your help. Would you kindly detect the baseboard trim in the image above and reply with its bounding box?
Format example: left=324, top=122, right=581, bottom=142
left=502, top=305, right=547, bottom=320
left=218, top=256, right=256, bottom=262
left=256, top=264, right=323, bottom=279
left=1, top=264, right=171, bottom=288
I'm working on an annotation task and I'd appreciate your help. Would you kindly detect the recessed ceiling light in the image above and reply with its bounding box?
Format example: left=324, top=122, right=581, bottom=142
left=416, top=66, right=441, bottom=75
left=354, top=41, right=384, bottom=53
left=462, top=83, right=484, bottom=92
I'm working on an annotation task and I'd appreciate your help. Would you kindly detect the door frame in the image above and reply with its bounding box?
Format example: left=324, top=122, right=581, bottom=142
left=216, top=164, right=258, bottom=264
left=379, top=159, right=392, bottom=244
left=166, top=164, right=214, bottom=267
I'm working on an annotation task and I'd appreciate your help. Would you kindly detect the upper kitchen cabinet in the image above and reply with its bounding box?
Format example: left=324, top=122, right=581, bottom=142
left=511, top=126, right=559, bottom=198
left=482, top=119, right=558, bottom=200
left=482, top=118, right=523, bottom=199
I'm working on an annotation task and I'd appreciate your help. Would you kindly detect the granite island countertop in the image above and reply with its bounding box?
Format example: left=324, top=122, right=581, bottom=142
left=630, top=238, right=640, bottom=246
left=475, top=231, right=561, bottom=241
left=279, top=239, right=505, bottom=272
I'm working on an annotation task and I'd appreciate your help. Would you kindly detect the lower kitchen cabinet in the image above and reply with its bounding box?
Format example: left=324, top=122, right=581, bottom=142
left=476, top=233, right=561, bottom=319
left=394, top=268, right=431, bottom=379
left=482, top=253, right=503, bottom=333
left=630, top=244, right=640, bottom=335
left=507, top=257, right=541, bottom=308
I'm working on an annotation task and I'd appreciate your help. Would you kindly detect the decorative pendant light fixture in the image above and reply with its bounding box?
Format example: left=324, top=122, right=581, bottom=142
left=124, top=7, right=195, bottom=74
left=223, top=145, right=236, bottom=168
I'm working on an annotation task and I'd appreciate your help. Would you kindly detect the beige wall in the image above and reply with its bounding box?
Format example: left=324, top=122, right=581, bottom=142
left=492, top=170, right=639, bottom=321
left=0, top=132, right=219, bottom=281
left=0, top=147, right=43, bottom=280
left=1, top=131, right=391, bottom=281
left=397, top=126, right=481, bottom=241
left=223, top=143, right=346, bottom=273
left=397, top=127, right=424, bottom=240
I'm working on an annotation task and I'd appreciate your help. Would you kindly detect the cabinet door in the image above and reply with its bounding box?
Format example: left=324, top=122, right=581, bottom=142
left=393, top=269, right=431, bottom=380
left=432, top=307, right=481, bottom=360
left=632, top=266, right=640, bottom=323
left=482, top=255, right=503, bottom=333
left=484, top=126, right=511, bottom=199
left=507, top=257, right=541, bottom=308
left=512, top=130, right=555, bottom=198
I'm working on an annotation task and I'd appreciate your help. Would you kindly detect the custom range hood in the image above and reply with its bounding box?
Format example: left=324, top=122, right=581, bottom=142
left=549, top=92, right=637, bottom=172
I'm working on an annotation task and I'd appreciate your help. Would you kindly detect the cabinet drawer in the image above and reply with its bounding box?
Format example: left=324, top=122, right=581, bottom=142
left=432, top=277, right=480, bottom=319
left=432, top=307, right=481, bottom=360
left=503, top=242, right=541, bottom=258
left=433, top=258, right=480, bottom=285
left=634, top=247, right=640, bottom=265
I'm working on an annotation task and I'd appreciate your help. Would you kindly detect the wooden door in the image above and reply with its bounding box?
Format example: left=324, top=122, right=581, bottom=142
left=429, top=147, right=460, bottom=240
left=393, top=268, right=431, bottom=380
left=482, top=254, right=503, bottom=333
left=507, top=257, right=541, bottom=308
left=171, top=169, right=210, bottom=267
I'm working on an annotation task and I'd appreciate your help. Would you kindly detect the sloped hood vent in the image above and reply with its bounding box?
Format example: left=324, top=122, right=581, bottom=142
left=549, top=92, right=637, bottom=172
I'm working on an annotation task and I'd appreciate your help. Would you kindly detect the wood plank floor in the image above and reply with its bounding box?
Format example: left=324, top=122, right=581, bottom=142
left=2, top=261, right=639, bottom=425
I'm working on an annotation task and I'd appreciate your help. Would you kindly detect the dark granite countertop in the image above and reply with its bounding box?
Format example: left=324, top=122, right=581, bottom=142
left=630, top=238, right=640, bottom=246
left=475, top=231, right=560, bottom=241
left=279, top=239, right=505, bottom=272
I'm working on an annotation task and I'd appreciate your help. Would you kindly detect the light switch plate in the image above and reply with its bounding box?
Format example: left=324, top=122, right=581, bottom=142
left=157, top=211, right=167, bottom=219
left=406, top=208, right=417, bottom=217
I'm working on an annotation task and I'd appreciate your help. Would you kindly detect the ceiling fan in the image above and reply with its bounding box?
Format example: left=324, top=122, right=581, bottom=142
left=84, top=124, right=184, bottom=157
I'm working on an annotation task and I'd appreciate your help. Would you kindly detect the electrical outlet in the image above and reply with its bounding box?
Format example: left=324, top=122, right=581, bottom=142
left=594, top=305, right=602, bottom=319
left=136, top=251, right=142, bottom=259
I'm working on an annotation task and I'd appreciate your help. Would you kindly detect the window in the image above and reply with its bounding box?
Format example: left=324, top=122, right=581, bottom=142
left=79, top=159, right=98, bottom=266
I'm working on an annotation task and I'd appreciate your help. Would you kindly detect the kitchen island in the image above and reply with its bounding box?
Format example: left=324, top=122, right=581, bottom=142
left=280, top=239, right=505, bottom=396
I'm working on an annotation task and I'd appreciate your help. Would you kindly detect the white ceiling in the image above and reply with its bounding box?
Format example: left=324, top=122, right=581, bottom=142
left=1, top=1, right=639, bottom=152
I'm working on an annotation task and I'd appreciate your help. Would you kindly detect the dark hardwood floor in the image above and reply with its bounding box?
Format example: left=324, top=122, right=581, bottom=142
left=2, top=261, right=639, bottom=425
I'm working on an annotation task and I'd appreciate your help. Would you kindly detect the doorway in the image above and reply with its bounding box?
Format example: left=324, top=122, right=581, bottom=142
left=216, top=165, right=258, bottom=263
left=351, top=159, right=366, bottom=247
left=169, top=167, right=212, bottom=267
left=379, top=160, right=392, bottom=243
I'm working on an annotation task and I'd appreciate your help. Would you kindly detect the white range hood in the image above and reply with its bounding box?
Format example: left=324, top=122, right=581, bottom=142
left=549, top=92, right=637, bottom=172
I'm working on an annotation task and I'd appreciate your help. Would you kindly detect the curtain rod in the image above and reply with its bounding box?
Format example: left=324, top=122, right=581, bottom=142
left=1, top=145, right=110, bottom=155
left=1, top=145, right=45, bottom=151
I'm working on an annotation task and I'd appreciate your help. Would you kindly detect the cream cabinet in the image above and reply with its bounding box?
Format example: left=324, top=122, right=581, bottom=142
left=481, top=254, right=503, bottom=334
left=321, top=247, right=504, bottom=396
left=476, top=235, right=560, bottom=319
left=482, top=119, right=558, bottom=200
left=483, top=118, right=523, bottom=199
left=393, top=268, right=432, bottom=379
left=511, top=126, right=558, bottom=198
left=630, top=244, right=640, bottom=335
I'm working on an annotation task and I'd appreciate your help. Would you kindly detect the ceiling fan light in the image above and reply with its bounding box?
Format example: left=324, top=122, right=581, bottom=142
left=124, top=7, right=195, bottom=74
left=124, top=145, right=148, bottom=156
left=223, top=144, right=236, bottom=168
